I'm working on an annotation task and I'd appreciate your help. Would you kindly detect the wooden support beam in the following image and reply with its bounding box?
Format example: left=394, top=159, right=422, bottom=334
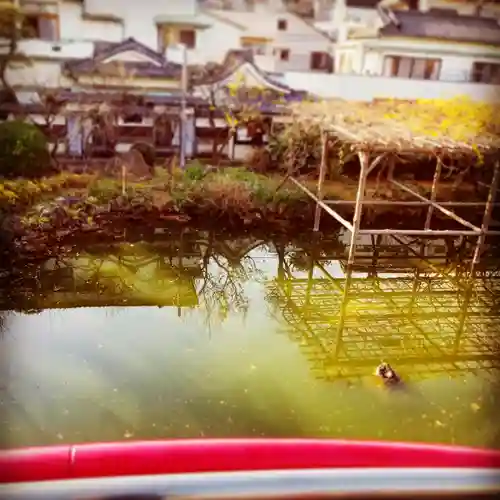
left=424, top=158, right=442, bottom=230
left=289, top=177, right=354, bottom=232
left=334, top=153, right=369, bottom=357
left=346, top=151, right=369, bottom=267
left=325, top=200, right=500, bottom=206
left=388, top=234, right=467, bottom=291
left=470, top=161, right=500, bottom=275
left=366, top=153, right=388, bottom=176
left=389, top=178, right=481, bottom=233
left=359, top=229, right=478, bottom=237
left=319, top=353, right=499, bottom=368
left=453, top=285, right=474, bottom=355
left=335, top=269, right=352, bottom=358
left=313, top=131, right=329, bottom=231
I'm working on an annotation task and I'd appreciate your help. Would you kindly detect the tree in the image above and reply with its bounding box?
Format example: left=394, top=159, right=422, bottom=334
left=188, top=61, right=271, bottom=163
left=0, top=119, right=52, bottom=178
left=0, top=1, right=32, bottom=104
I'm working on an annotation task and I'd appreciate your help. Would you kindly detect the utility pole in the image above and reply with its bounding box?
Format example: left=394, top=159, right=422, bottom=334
left=179, top=43, right=188, bottom=170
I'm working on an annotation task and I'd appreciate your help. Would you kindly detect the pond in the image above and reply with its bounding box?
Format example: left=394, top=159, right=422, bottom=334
left=1, top=229, right=499, bottom=449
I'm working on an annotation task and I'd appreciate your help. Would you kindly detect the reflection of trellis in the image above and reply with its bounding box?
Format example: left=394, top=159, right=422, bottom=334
left=272, top=254, right=500, bottom=382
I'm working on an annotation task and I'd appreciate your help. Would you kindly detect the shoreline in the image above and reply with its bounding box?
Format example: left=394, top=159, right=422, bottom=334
left=0, top=167, right=492, bottom=263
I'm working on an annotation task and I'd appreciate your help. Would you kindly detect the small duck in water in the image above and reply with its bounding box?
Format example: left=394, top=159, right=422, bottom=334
left=375, top=362, right=403, bottom=388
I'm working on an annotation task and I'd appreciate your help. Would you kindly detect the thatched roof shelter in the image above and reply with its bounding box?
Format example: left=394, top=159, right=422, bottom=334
left=289, top=98, right=500, bottom=160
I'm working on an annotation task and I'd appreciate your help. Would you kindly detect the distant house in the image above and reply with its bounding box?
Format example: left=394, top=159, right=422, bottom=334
left=379, top=0, right=500, bottom=18
left=190, top=49, right=307, bottom=158
left=204, top=2, right=334, bottom=72
left=63, top=38, right=183, bottom=91
left=3, top=0, right=208, bottom=89
left=315, top=0, right=381, bottom=39
left=334, top=7, right=500, bottom=82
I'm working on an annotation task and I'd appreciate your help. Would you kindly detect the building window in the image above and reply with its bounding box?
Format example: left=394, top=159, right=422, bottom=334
left=179, top=29, right=196, bottom=49
left=310, top=51, right=330, bottom=71
left=277, top=19, right=287, bottom=30
left=471, top=62, right=500, bottom=83
left=123, top=113, right=143, bottom=124
left=279, top=49, right=290, bottom=61
left=383, top=56, right=441, bottom=80
left=157, top=26, right=196, bottom=51
left=21, top=13, right=59, bottom=41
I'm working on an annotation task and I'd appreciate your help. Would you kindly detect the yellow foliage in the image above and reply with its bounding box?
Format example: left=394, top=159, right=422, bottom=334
left=291, top=96, right=500, bottom=151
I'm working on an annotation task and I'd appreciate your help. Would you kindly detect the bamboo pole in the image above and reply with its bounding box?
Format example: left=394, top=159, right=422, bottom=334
left=333, top=153, right=369, bottom=357
left=424, top=158, right=442, bottom=230
left=346, top=152, right=369, bottom=267
left=388, top=234, right=467, bottom=291
left=121, top=163, right=127, bottom=196
left=366, top=153, right=388, bottom=176
left=390, top=178, right=481, bottom=233
left=470, top=161, right=500, bottom=276
left=335, top=267, right=352, bottom=358
left=359, top=228, right=478, bottom=237
left=324, top=200, right=500, bottom=206
left=313, top=132, right=329, bottom=231
left=289, top=178, right=354, bottom=231
left=453, top=285, right=473, bottom=355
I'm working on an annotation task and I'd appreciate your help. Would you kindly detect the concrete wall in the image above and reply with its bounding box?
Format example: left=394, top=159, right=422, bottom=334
left=283, top=72, right=500, bottom=102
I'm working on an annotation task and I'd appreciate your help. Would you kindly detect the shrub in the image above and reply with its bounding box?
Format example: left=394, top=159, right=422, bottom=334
left=88, top=179, right=122, bottom=203
left=267, top=122, right=322, bottom=174
left=184, top=160, right=206, bottom=181
left=0, top=179, right=55, bottom=211
left=0, top=120, right=52, bottom=178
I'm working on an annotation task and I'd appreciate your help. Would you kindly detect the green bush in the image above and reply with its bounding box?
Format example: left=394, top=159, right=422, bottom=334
left=184, top=160, right=206, bottom=181
left=0, top=120, right=52, bottom=178
left=267, top=122, right=322, bottom=173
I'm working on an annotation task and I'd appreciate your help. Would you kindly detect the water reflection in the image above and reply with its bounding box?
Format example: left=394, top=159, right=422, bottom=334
left=268, top=234, right=500, bottom=382
left=0, top=230, right=499, bottom=449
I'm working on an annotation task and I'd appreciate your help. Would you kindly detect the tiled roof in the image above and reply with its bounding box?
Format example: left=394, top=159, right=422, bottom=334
left=379, top=8, right=500, bottom=45
left=204, top=49, right=299, bottom=93
left=64, top=38, right=182, bottom=79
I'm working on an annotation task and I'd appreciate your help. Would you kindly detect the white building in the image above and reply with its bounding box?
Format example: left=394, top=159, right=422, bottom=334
left=315, top=0, right=500, bottom=39
left=0, top=0, right=334, bottom=98
left=202, top=2, right=334, bottom=73
left=315, top=0, right=381, bottom=39
left=286, top=3, right=500, bottom=101
left=334, top=7, right=500, bottom=81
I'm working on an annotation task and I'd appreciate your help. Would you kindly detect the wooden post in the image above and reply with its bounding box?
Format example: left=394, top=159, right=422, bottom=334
left=305, top=252, right=314, bottom=309
left=313, top=131, right=329, bottom=231
left=335, top=267, right=352, bottom=358
left=121, top=163, right=127, bottom=196
left=470, top=161, right=500, bottom=276
left=346, top=151, right=369, bottom=267
left=453, top=285, right=473, bottom=355
left=334, top=152, right=369, bottom=356
left=425, top=158, right=442, bottom=230
left=420, top=158, right=442, bottom=260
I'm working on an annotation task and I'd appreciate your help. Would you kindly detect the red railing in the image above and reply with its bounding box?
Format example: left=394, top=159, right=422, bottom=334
left=2, top=439, right=500, bottom=484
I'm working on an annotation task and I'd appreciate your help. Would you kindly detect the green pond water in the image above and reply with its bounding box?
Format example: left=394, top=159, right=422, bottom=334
left=1, top=229, right=499, bottom=449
